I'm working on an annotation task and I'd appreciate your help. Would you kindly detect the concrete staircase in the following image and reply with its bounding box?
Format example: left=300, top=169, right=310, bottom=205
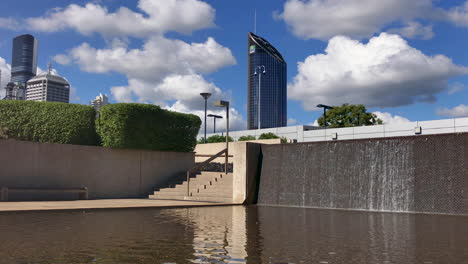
left=149, top=172, right=233, bottom=203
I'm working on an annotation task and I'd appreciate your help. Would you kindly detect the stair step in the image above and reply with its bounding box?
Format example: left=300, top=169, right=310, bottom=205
left=185, top=196, right=233, bottom=203
left=191, top=193, right=232, bottom=198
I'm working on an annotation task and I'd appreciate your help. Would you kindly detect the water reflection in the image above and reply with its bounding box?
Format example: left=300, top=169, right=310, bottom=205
left=0, top=206, right=467, bottom=263
left=161, top=206, right=247, bottom=263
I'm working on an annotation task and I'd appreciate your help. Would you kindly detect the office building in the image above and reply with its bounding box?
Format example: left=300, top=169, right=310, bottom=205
left=4, top=82, right=25, bottom=100
left=247, top=32, right=287, bottom=130
left=11, top=34, right=38, bottom=85
left=26, top=64, right=70, bottom=103
left=90, top=93, right=109, bottom=112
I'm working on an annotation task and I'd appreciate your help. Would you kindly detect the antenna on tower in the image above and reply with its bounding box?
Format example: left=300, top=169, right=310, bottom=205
left=254, top=9, right=257, bottom=34
left=48, top=62, right=52, bottom=74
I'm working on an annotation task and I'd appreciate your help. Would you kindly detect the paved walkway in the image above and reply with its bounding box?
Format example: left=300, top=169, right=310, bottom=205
left=0, top=199, right=236, bottom=212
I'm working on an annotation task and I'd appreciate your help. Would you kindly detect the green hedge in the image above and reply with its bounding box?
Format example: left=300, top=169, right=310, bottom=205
left=97, top=103, right=201, bottom=152
left=0, top=100, right=98, bottom=145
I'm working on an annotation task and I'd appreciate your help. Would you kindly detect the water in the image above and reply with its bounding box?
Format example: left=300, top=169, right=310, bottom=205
left=259, top=135, right=467, bottom=215
left=0, top=206, right=467, bottom=263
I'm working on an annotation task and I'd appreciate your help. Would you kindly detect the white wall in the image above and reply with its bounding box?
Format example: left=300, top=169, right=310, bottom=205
left=202, top=117, right=468, bottom=143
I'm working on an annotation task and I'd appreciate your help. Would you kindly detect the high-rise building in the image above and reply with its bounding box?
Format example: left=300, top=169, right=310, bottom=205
left=90, top=93, right=109, bottom=112
left=26, top=64, right=70, bottom=103
left=11, top=34, right=38, bottom=85
left=247, top=32, right=287, bottom=130
left=4, top=82, right=26, bottom=100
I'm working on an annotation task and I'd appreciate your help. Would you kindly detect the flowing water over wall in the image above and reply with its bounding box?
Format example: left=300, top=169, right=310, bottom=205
left=258, top=133, right=468, bottom=214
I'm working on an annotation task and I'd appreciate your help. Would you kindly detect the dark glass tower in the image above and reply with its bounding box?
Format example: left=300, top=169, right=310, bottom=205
left=11, top=34, right=38, bottom=85
left=247, top=32, right=287, bottom=130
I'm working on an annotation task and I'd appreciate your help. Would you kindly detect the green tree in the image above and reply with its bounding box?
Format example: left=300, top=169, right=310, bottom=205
left=238, top=135, right=256, bottom=141
left=198, top=135, right=234, bottom=144
left=317, top=104, right=382, bottom=128
left=258, top=132, right=280, bottom=140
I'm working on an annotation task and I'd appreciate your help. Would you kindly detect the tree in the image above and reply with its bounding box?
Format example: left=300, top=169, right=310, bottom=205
left=258, top=132, right=280, bottom=140
left=198, top=135, right=234, bottom=144
left=238, top=135, right=256, bottom=141
left=317, top=104, right=383, bottom=128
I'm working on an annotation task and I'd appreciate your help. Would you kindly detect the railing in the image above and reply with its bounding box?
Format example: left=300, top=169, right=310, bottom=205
left=186, top=148, right=229, bottom=196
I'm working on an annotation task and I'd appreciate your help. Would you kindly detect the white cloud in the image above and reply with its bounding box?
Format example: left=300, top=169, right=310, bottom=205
left=0, top=17, right=19, bottom=30
left=436, top=104, right=468, bottom=117
left=109, top=74, right=246, bottom=132
left=55, top=34, right=237, bottom=114
left=53, top=54, right=71, bottom=65
left=169, top=102, right=246, bottom=133
left=373, top=111, right=411, bottom=124
left=287, top=118, right=297, bottom=125
left=69, top=86, right=80, bottom=103
left=446, top=1, right=468, bottom=27
left=388, top=21, right=434, bottom=40
left=56, top=36, right=235, bottom=82
left=288, top=33, right=468, bottom=110
left=277, top=0, right=434, bottom=40
left=24, top=0, right=215, bottom=37
left=0, top=57, right=11, bottom=99
left=448, top=82, right=465, bottom=95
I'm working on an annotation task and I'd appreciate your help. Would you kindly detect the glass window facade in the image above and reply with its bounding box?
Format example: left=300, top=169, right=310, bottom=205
left=11, top=34, right=38, bottom=85
left=247, top=32, right=287, bottom=130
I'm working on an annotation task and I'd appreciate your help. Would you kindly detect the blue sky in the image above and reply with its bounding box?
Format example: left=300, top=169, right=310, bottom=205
left=1, top=0, right=468, bottom=132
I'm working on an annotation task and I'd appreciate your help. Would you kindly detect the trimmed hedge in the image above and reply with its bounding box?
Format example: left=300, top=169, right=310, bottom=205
left=0, top=100, right=98, bottom=145
left=97, top=103, right=201, bottom=152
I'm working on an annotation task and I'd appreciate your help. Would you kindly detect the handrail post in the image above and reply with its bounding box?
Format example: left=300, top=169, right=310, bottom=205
left=225, top=104, right=229, bottom=174
left=186, top=171, right=190, bottom=196
left=1, top=187, right=8, bottom=201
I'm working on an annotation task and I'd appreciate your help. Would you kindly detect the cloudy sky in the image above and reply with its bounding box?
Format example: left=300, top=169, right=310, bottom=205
left=1, top=0, right=468, bottom=132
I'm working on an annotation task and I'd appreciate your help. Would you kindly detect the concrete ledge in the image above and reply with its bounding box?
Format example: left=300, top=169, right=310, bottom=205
left=0, top=199, right=240, bottom=212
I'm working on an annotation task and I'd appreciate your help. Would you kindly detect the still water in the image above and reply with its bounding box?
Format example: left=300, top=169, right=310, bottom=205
left=0, top=205, right=467, bottom=264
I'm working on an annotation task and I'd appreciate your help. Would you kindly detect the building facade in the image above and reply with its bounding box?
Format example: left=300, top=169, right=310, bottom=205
left=26, top=67, right=70, bottom=103
left=4, top=82, right=26, bottom=100
left=11, top=34, right=38, bottom=85
left=247, top=32, right=287, bottom=130
left=90, top=93, right=109, bottom=112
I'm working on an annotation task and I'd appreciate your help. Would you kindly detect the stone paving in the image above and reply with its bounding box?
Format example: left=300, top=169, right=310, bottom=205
left=0, top=199, right=235, bottom=212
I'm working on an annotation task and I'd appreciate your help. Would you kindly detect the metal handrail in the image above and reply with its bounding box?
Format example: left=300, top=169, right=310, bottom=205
left=186, top=148, right=228, bottom=196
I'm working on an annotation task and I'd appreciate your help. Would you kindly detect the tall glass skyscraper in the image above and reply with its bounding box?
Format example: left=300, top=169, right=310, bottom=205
left=247, top=32, right=287, bottom=130
left=11, top=34, right=38, bottom=85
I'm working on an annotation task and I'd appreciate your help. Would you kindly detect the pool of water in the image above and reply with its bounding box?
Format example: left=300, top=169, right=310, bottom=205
left=0, top=205, right=467, bottom=263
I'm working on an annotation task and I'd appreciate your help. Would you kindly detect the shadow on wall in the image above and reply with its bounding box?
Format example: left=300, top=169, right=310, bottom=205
left=0, top=139, right=194, bottom=201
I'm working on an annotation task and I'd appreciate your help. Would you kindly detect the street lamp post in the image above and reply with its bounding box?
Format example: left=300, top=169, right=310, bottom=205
left=214, top=100, right=230, bottom=174
left=207, top=114, right=223, bottom=133
left=316, top=104, right=334, bottom=128
left=200, top=93, right=212, bottom=143
left=254, top=65, right=266, bottom=129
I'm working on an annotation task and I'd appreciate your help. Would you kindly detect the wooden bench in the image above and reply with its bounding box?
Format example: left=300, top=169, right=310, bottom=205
left=0, top=187, right=88, bottom=201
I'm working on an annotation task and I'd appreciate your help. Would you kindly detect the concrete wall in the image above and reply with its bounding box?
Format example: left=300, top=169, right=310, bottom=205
left=257, top=133, right=468, bottom=215
left=0, top=139, right=194, bottom=200
left=194, top=139, right=280, bottom=163
left=204, top=117, right=468, bottom=143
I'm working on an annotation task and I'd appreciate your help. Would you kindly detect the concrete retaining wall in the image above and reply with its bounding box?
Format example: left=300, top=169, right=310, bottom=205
left=257, top=133, right=468, bottom=215
left=0, top=139, right=194, bottom=200
left=194, top=139, right=280, bottom=163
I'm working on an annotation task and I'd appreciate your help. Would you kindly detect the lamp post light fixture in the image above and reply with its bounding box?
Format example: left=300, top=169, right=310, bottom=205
left=207, top=114, right=223, bottom=133
left=316, top=104, right=334, bottom=128
left=214, top=100, right=230, bottom=174
left=200, top=93, right=212, bottom=143
left=254, top=65, right=266, bottom=129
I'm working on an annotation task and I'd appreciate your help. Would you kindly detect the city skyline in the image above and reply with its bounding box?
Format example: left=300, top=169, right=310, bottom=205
left=1, top=0, right=468, bottom=132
